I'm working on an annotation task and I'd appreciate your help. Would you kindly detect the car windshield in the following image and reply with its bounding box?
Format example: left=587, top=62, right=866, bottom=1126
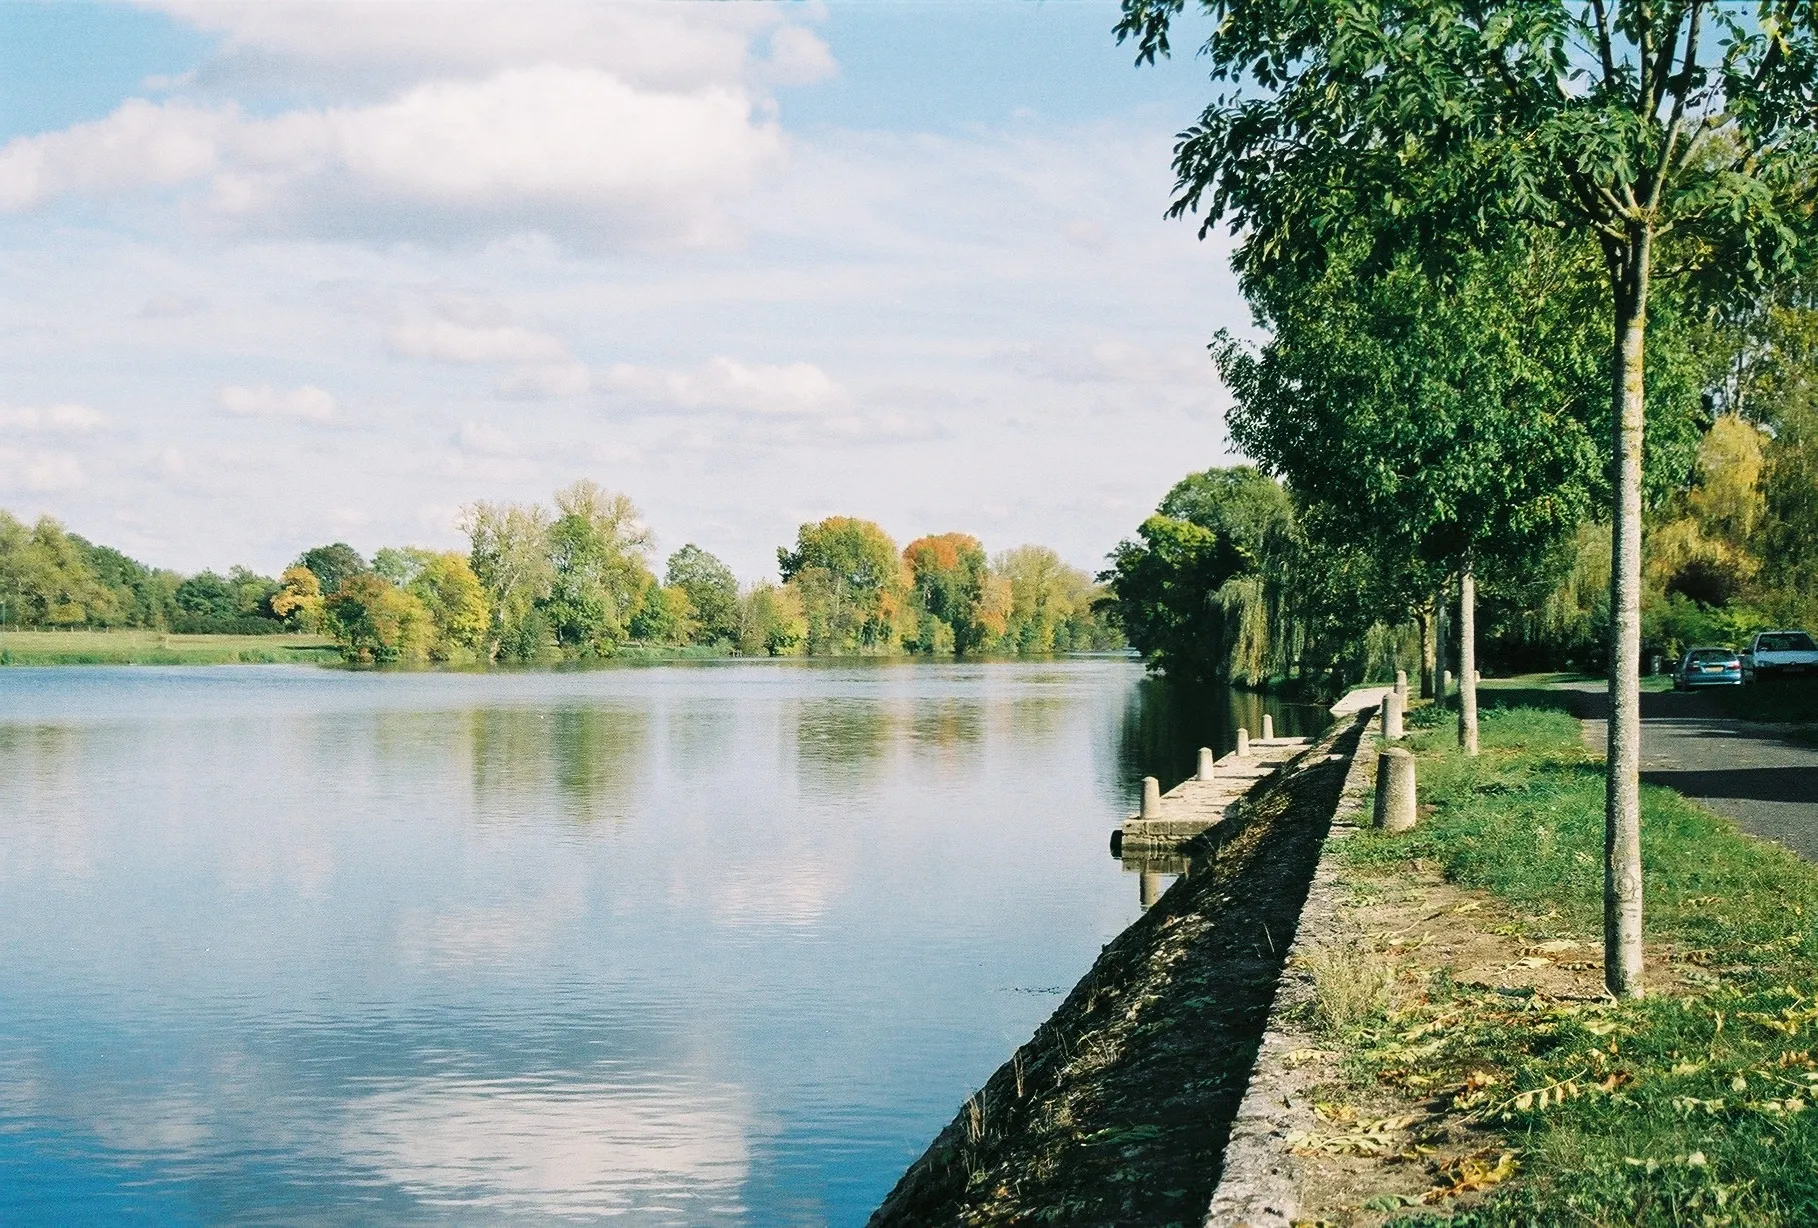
left=1687, top=650, right=1737, bottom=664
left=1757, top=633, right=1817, bottom=652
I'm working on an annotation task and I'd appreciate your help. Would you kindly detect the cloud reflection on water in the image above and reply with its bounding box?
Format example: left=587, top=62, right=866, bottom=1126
left=336, top=1074, right=750, bottom=1220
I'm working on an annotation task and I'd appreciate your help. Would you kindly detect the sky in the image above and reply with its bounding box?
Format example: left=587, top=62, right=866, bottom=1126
left=0, top=0, right=1246, bottom=582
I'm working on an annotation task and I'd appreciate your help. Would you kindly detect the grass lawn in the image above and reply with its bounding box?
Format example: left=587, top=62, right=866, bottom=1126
left=1330, top=706, right=1818, bottom=1224
left=0, top=629, right=340, bottom=665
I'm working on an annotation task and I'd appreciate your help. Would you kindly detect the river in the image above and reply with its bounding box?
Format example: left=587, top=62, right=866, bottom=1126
left=0, top=659, right=1324, bottom=1224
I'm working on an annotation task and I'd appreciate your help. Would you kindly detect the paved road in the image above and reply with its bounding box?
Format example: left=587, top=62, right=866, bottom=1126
left=1565, top=684, right=1818, bottom=861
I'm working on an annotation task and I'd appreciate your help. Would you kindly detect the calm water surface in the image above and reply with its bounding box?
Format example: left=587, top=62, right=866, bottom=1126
left=0, top=659, right=1323, bottom=1224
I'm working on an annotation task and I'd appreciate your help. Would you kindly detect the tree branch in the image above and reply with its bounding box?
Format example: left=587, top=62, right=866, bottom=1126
left=1590, top=0, right=1619, bottom=86
left=1646, top=1, right=1691, bottom=119
left=1647, top=0, right=1705, bottom=211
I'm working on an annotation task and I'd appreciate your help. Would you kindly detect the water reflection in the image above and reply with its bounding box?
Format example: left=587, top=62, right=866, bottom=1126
left=0, top=660, right=1282, bottom=1224
left=791, top=697, right=894, bottom=784
left=1117, top=677, right=1327, bottom=793
left=467, top=704, right=650, bottom=826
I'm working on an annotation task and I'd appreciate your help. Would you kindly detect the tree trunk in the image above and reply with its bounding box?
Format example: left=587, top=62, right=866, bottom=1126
left=1605, top=231, right=1650, bottom=1001
left=1417, top=602, right=1435, bottom=699
left=1458, top=561, right=1478, bottom=756
left=1435, top=588, right=1450, bottom=705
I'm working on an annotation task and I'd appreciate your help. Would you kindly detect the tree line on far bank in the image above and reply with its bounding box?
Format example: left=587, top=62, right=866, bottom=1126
left=0, top=484, right=1119, bottom=665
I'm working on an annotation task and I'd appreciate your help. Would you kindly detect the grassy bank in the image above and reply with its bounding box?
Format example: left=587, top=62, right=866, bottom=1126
left=1319, top=706, right=1818, bottom=1224
left=0, top=629, right=341, bottom=665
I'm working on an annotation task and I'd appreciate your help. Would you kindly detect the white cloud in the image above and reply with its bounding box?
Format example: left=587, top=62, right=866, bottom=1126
left=456, top=422, right=518, bottom=457
left=0, top=403, right=107, bottom=432
left=1, top=66, right=786, bottom=246
left=137, top=293, right=209, bottom=319
left=761, top=27, right=838, bottom=86
left=1061, top=218, right=1109, bottom=249
left=497, top=362, right=591, bottom=400
left=219, top=383, right=337, bottom=422
left=994, top=339, right=1218, bottom=386
left=387, top=320, right=567, bottom=365
left=155, top=1, right=796, bottom=94
left=0, top=100, right=221, bottom=210
left=603, top=357, right=846, bottom=416
left=0, top=448, right=85, bottom=493
left=387, top=312, right=589, bottom=399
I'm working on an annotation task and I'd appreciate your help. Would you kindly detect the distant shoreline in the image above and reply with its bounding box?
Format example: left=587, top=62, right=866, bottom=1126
left=0, top=629, right=1145, bottom=669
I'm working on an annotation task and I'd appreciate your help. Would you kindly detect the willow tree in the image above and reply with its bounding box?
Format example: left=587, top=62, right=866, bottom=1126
left=1120, top=0, right=1818, bottom=998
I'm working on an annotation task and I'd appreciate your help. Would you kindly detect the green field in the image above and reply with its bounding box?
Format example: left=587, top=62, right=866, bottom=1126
left=0, top=629, right=341, bottom=666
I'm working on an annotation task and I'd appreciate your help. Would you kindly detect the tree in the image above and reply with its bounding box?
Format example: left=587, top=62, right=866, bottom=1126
left=1102, top=467, right=1312, bottom=683
left=737, top=581, right=806, bottom=656
left=1218, top=238, right=1613, bottom=755
left=1157, top=467, right=1293, bottom=557
left=70, top=536, right=178, bottom=628
left=406, top=551, right=490, bottom=660
left=543, top=480, right=654, bottom=655
left=902, top=533, right=1009, bottom=654
left=463, top=501, right=554, bottom=662
left=0, top=513, right=119, bottom=627
left=995, top=545, right=1120, bottom=653
left=628, top=583, right=697, bottom=645
left=323, top=572, right=431, bottom=664
left=1103, top=513, right=1249, bottom=683
left=296, top=543, right=367, bottom=595
left=271, top=565, right=325, bottom=631
left=666, top=544, right=739, bottom=644
left=1117, top=0, right=1818, bottom=998
left=777, top=517, right=908, bottom=653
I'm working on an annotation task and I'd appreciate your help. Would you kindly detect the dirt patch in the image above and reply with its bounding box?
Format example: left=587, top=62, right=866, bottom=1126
left=866, top=718, right=1365, bottom=1227
left=1284, top=861, right=1692, bottom=1226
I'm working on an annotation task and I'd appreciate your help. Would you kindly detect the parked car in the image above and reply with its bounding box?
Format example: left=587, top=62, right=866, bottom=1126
left=1674, top=647, right=1744, bottom=690
left=1741, top=630, right=1818, bottom=683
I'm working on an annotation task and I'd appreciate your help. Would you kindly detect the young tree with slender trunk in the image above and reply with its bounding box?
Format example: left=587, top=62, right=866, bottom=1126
left=1459, top=561, right=1479, bottom=755
left=1121, top=0, right=1818, bottom=997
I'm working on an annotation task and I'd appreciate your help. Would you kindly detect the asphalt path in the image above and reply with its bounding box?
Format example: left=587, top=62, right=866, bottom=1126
left=1564, top=683, right=1818, bottom=861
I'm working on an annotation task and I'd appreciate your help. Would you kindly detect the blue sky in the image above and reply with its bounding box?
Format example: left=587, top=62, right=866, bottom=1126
left=0, top=1, right=1244, bottom=580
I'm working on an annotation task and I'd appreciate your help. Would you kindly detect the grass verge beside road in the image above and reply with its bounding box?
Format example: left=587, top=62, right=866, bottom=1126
left=1300, top=706, right=1818, bottom=1224
left=0, top=629, right=340, bottom=665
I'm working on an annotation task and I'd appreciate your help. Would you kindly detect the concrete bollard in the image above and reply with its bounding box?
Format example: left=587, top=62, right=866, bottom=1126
left=1474, top=669, right=1482, bottom=684
left=1373, top=747, right=1417, bottom=833
left=1441, top=668, right=1453, bottom=698
left=1197, top=747, right=1216, bottom=782
left=1261, top=713, right=1274, bottom=742
left=1395, top=668, right=1408, bottom=702
left=1141, top=776, right=1162, bottom=819
left=1236, top=727, right=1250, bottom=757
left=1382, top=691, right=1404, bottom=740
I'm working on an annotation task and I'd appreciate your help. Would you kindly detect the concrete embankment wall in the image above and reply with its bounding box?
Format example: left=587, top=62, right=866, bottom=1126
left=868, top=711, right=1369, bottom=1227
